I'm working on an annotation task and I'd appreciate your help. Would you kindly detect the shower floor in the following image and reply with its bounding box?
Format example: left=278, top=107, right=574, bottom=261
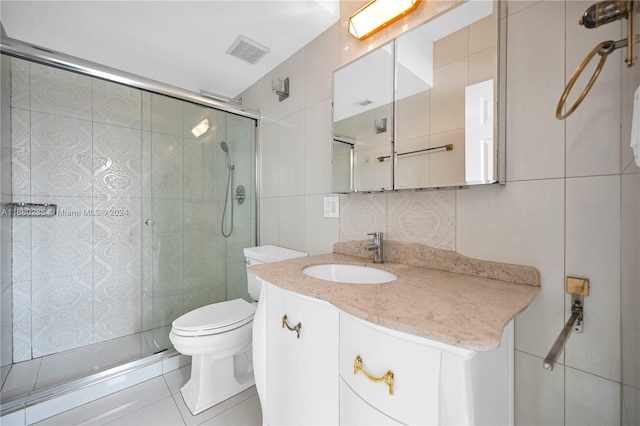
left=0, top=327, right=172, bottom=406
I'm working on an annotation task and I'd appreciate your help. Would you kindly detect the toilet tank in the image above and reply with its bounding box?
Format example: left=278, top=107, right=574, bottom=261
left=244, top=245, right=308, bottom=301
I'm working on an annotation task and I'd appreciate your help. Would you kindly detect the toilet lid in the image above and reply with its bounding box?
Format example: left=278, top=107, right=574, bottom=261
left=171, top=298, right=256, bottom=336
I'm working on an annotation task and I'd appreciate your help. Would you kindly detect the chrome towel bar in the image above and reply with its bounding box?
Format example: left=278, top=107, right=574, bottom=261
left=543, top=299, right=584, bottom=371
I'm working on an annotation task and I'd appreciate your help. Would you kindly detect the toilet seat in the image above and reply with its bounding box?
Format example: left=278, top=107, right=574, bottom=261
left=171, top=298, right=256, bottom=337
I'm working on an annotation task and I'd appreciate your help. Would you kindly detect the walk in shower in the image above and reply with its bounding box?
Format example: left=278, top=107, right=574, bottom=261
left=0, top=46, right=257, bottom=412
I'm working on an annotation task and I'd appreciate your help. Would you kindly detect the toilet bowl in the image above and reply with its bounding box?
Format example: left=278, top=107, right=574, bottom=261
left=169, top=245, right=308, bottom=415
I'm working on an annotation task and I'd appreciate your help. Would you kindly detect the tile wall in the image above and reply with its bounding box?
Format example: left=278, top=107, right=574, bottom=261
left=241, top=1, right=639, bottom=424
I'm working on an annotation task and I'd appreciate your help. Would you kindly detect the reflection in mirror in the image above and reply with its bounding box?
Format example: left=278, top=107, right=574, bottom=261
left=394, top=0, right=497, bottom=188
left=333, top=41, right=394, bottom=192
left=332, top=137, right=354, bottom=193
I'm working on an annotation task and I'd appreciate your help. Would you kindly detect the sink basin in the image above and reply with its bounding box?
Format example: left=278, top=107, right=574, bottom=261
left=303, top=264, right=397, bottom=284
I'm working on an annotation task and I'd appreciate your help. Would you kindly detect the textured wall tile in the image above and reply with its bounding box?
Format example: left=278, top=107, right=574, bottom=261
left=150, top=94, right=183, bottom=137
left=11, top=108, right=30, bottom=196
left=93, top=79, right=142, bottom=129
left=184, top=139, right=217, bottom=201
left=93, top=197, right=142, bottom=277
left=387, top=190, right=456, bottom=250
left=30, top=63, right=92, bottom=120
left=94, top=267, right=142, bottom=342
left=31, top=274, right=93, bottom=357
left=93, top=123, right=142, bottom=199
left=339, top=192, right=386, bottom=241
left=151, top=132, right=183, bottom=199
left=12, top=280, right=31, bottom=362
left=31, top=197, right=93, bottom=280
left=10, top=58, right=30, bottom=110
left=31, top=112, right=93, bottom=197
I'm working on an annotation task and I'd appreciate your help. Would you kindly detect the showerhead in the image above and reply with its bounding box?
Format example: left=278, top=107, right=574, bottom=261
left=220, top=141, right=229, bottom=153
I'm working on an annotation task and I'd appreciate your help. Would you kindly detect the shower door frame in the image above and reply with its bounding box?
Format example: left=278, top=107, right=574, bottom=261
left=0, top=33, right=261, bottom=412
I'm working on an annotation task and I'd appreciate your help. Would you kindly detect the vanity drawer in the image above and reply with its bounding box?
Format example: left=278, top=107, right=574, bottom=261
left=339, top=312, right=441, bottom=425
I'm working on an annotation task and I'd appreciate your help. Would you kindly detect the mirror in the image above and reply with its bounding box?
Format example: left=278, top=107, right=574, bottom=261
left=332, top=0, right=505, bottom=192
left=333, top=41, right=394, bottom=192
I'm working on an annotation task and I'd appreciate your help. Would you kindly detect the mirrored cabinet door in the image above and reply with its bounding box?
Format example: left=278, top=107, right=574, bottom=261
left=332, top=41, right=394, bottom=192
left=332, top=0, right=505, bottom=193
left=394, top=0, right=499, bottom=189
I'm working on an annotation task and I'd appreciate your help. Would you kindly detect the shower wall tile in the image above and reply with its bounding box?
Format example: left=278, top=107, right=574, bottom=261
left=564, top=1, right=621, bottom=178
left=150, top=94, right=183, bottom=137
left=565, top=367, right=620, bottom=426
left=387, top=190, right=456, bottom=250
left=184, top=256, right=225, bottom=313
left=10, top=58, right=30, bottom=110
left=30, top=112, right=93, bottom=197
left=12, top=280, right=31, bottom=363
left=565, top=175, right=621, bottom=382
left=152, top=260, right=184, bottom=328
left=92, top=197, right=142, bottom=278
left=505, top=0, right=565, bottom=181
left=304, top=99, right=332, bottom=195
left=339, top=192, right=387, bottom=242
left=11, top=197, right=31, bottom=283
left=621, top=49, right=640, bottom=173
left=93, top=123, right=142, bottom=199
left=151, top=132, right=184, bottom=199
left=141, top=92, right=151, bottom=132
left=30, top=63, right=92, bottom=121
left=94, top=267, right=142, bottom=342
left=142, top=131, right=152, bottom=199
left=31, top=274, right=93, bottom=358
left=93, top=79, right=142, bottom=129
left=10, top=108, right=30, bottom=196
left=184, top=139, right=217, bottom=201
left=278, top=111, right=305, bottom=197
left=31, top=196, right=93, bottom=280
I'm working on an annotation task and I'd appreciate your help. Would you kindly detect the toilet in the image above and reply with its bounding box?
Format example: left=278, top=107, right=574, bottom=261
left=169, top=245, right=308, bottom=415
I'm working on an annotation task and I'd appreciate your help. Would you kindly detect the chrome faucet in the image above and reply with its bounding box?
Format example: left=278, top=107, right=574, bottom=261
left=364, top=232, right=384, bottom=264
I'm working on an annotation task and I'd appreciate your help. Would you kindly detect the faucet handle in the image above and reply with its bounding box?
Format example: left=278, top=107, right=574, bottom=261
left=367, top=231, right=383, bottom=237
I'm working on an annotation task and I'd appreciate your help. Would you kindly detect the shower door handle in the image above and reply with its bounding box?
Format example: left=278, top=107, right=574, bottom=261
left=145, top=219, right=155, bottom=226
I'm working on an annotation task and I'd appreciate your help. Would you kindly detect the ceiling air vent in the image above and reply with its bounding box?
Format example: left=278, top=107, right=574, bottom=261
left=226, top=35, right=270, bottom=65
left=355, top=99, right=374, bottom=107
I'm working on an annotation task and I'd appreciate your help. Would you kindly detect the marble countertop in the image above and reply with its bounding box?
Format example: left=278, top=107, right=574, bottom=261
left=248, top=242, right=541, bottom=352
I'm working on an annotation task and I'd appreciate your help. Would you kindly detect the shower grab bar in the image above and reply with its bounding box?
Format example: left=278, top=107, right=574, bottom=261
left=376, top=144, right=453, bottom=162
left=543, top=300, right=584, bottom=371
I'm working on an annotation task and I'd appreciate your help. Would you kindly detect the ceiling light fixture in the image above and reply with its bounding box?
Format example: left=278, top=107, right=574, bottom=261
left=191, top=118, right=210, bottom=138
left=348, top=0, right=421, bottom=40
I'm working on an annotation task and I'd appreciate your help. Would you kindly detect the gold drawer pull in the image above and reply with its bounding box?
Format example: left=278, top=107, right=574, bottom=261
left=281, top=314, right=301, bottom=338
left=354, top=355, right=394, bottom=395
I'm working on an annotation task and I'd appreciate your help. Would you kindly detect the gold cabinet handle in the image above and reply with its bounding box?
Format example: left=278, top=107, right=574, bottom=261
left=354, top=355, right=394, bottom=395
left=281, top=314, right=301, bottom=338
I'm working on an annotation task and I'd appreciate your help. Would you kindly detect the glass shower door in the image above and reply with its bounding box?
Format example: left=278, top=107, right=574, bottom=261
left=144, top=94, right=256, bottom=353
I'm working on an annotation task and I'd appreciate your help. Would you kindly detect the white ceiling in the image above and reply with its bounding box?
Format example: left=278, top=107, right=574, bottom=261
left=0, top=1, right=340, bottom=98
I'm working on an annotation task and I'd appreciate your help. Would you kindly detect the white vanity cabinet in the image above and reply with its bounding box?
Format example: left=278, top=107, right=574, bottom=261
left=263, top=282, right=339, bottom=425
left=257, top=281, right=514, bottom=426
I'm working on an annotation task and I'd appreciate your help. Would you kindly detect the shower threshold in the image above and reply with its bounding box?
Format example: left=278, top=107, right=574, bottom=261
left=0, top=333, right=182, bottom=423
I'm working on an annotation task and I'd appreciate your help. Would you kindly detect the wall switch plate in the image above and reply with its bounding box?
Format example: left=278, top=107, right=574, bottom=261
left=323, top=196, right=339, bottom=218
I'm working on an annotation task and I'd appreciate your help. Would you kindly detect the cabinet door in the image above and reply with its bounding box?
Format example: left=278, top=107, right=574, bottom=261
left=340, top=379, right=402, bottom=425
left=265, top=283, right=339, bottom=425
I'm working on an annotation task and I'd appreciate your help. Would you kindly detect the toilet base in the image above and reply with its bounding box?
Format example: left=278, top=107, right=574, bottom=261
left=181, top=349, right=255, bottom=415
